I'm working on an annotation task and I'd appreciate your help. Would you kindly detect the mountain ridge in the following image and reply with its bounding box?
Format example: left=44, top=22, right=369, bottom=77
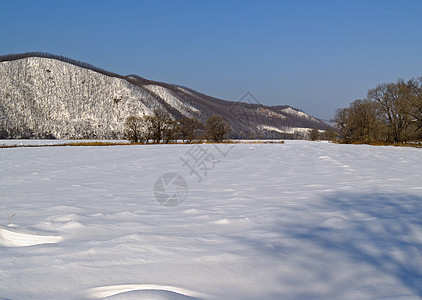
left=0, top=52, right=329, bottom=139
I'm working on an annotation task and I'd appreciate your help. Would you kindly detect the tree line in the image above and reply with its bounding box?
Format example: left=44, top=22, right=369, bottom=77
left=124, top=109, right=230, bottom=143
left=334, top=77, right=422, bottom=143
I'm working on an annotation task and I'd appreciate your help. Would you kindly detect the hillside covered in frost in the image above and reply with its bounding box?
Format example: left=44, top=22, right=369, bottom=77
left=0, top=53, right=329, bottom=139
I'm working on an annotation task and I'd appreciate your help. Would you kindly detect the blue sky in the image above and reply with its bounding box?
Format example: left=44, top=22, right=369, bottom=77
left=1, top=0, right=422, bottom=119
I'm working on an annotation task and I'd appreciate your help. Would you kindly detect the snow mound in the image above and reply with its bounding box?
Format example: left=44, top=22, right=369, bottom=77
left=0, top=227, right=62, bottom=247
left=104, top=289, right=199, bottom=299
left=85, top=284, right=210, bottom=299
left=319, top=216, right=350, bottom=228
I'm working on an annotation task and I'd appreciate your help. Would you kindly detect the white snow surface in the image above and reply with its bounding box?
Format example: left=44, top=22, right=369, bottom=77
left=259, top=126, right=314, bottom=136
left=258, top=125, right=287, bottom=134
left=1, top=141, right=422, bottom=299
left=282, top=107, right=314, bottom=120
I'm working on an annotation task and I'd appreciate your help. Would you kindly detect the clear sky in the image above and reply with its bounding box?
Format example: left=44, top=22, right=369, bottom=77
left=1, top=0, right=422, bottom=120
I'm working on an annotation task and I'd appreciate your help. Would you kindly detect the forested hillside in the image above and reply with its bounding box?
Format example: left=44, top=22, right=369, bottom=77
left=0, top=53, right=329, bottom=139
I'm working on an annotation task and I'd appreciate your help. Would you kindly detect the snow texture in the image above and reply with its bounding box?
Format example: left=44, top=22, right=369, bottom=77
left=1, top=141, right=421, bottom=299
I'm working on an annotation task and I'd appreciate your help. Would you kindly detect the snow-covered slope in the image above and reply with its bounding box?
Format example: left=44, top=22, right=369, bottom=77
left=0, top=141, right=421, bottom=299
left=0, top=57, right=162, bottom=139
left=0, top=53, right=329, bottom=139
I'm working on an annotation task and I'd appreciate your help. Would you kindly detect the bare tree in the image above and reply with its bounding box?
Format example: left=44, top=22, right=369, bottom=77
left=406, top=77, right=422, bottom=139
left=178, top=117, right=202, bottom=143
left=162, top=119, right=178, bottom=144
left=123, top=116, right=145, bottom=143
left=334, top=107, right=353, bottom=143
left=333, top=99, right=382, bottom=143
left=309, top=128, right=320, bottom=141
left=334, top=78, right=422, bottom=143
left=367, top=81, right=412, bottom=142
left=322, top=127, right=338, bottom=141
left=205, top=116, right=230, bottom=142
left=145, top=109, right=176, bottom=143
left=351, top=99, right=383, bottom=142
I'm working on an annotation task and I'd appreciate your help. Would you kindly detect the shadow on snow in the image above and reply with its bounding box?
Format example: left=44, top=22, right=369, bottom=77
left=231, top=192, right=422, bottom=298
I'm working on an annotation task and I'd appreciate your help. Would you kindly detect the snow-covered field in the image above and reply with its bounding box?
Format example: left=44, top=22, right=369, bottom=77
left=0, top=141, right=421, bottom=299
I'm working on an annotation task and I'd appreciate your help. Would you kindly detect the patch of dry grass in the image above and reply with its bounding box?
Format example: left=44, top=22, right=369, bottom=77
left=334, top=140, right=422, bottom=148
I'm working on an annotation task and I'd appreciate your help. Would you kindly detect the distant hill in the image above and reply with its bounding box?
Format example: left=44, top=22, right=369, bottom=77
left=0, top=52, right=329, bottom=139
